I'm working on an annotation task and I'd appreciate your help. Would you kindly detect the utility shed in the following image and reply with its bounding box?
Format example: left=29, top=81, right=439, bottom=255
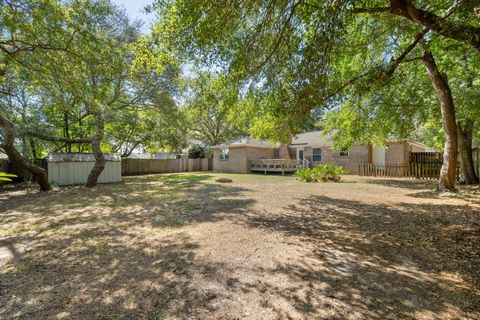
left=47, top=153, right=121, bottom=186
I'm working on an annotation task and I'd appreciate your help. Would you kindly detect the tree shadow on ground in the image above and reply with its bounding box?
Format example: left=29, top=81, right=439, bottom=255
left=0, top=174, right=257, bottom=319
left=1, top=232, right=229, bottom=319
left=364, top=178, right=437, bottom=190
left=2, top=175, right=479, bottom=319
left=1, top=174, right=253, bottom=229
left=244, top=195, right=480, bottom=319
left=405, top=185, right=480, bottom=206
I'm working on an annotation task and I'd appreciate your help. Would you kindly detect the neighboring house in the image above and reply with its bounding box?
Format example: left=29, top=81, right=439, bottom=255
left=127, top=153, right=153, bottom=159
left=127, top=152, right=177, bottom=159
left=211, top=131, right=435, bottom=174
left=153, top=152, right=177, bottom=160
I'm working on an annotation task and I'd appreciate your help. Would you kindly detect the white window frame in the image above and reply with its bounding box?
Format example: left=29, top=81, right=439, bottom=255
left=312, top=148, right=322, bottom=162
left=339, top=150, right=349, bottom=157
left=220, top=148, right=229, bottom=160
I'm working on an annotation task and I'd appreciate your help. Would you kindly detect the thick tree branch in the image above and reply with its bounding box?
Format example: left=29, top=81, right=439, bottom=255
left=0, top=114, right=51, bottom=190
left=385, top=27, right=429, bottom=77
left=250, top=0, right=301, bottom=74
left=352, top=7, right=390, bottom=14
left=18, top=130, right=92, bottom=144
left=354, top=0, right=480, bottom=52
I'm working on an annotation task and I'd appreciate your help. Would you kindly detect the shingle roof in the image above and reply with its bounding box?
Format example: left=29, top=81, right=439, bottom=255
left=210, top=137, right=276, bottom=149
left=290, top=130, right=334, bottom=147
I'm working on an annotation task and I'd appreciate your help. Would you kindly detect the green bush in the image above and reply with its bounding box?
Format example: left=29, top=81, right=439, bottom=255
left=296, top=164, right=348, bottom=183
left=0, top=172, right=17, bottom=183
left=187, top=144, right=207, bottom=159
left=314, top=163, right=348, bottom=182
left=297, top=168, right=317, bottom=182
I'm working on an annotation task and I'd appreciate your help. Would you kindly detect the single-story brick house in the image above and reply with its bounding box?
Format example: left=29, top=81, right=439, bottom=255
left=211, top=131, right=435, bottom=174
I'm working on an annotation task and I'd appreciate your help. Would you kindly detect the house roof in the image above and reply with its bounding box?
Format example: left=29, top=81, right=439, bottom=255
left=386, top=138, right=437, bottom=152
left=213, top=131, right=436, bottom=151
left=291, top=131, right=437, bottom=151
left=290, top=131, right=335, bottom=147
left=128, top=153, right=153, bottom=159
left=210, top=137, right=276, bottom=149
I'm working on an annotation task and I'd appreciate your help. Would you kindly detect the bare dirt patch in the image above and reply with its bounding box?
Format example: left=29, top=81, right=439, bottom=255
left=1, top=174, right=479, bottom=319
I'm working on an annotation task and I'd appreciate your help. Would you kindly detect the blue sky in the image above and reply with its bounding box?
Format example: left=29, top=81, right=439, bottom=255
left=111, top=0, right=154, bottom=32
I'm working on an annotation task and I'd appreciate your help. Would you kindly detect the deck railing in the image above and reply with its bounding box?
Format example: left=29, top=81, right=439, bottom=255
left=249, top=159, right=299, bottom=174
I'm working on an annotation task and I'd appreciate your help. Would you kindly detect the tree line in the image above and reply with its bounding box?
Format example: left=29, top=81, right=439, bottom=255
left=1, top=0, right=479, bottom=192
left=153, top=0, right=480, bottom=191
left=0, top=0, right=186, bottom=190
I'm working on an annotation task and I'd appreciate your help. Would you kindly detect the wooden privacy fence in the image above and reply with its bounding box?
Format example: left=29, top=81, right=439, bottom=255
left=122, top=158, right=212, bottom=176
left=409, top=152, right=443, bottom=163
left=358, top=162, right=448, bottom=179
left=0, top=158, right=47, bottom=181
left=358, top=150, right=479, bottom=180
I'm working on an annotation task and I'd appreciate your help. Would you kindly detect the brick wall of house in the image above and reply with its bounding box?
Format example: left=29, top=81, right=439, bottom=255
left=295, top=145, right=369, bottom=174
left=245, top=147, right=276, bottom=172
left=304, top=147, right=313, bottom=163
left=385, top=142, right=407, bottom=164
left=314, top=145, right=369, bottom=174
left=247, top=147, right=275, bottom=158
left=212, top=148, right=248, bottom=173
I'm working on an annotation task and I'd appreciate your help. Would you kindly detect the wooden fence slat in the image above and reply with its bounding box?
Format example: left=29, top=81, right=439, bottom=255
left=358, top=162, right=445, bottom=180
left=121, top=158, right=213, bottom=176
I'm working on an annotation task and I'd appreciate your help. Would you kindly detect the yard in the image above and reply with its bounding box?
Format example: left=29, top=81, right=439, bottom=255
left=1, top=173, right=479, bottom=319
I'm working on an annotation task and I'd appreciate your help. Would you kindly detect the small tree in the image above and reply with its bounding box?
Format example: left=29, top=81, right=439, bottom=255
left=188, top=144, right=206, bottom=159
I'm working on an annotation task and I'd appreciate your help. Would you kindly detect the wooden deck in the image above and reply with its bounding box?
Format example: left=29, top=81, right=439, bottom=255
left=249, top=159, right=299, bottom=175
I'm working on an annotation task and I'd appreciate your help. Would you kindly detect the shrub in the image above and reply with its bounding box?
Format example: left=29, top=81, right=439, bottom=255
left=314, top=163, right=348, bottom=182
left=296, top=164, right=348, bottom=183
left=187, top=144, right=207, bottom=159
left=0, top=172, right=17, bottom=183
left=297, top=168, right=317, bottom=182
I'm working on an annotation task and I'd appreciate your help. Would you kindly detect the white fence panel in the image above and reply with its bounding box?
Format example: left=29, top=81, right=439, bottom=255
left=47, top=153, right=121, bottom=186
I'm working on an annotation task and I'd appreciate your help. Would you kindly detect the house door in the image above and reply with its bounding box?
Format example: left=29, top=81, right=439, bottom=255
left=298, top=149, right=304, bottom=161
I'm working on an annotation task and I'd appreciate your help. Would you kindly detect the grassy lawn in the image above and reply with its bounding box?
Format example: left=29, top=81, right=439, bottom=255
left=1, top=173, right=479, bottom=319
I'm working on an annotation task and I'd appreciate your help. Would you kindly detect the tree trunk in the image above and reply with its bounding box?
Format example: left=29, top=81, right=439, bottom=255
left=64, top=112, right=72, bottom=153
left=421, top=49, right=457, bottom=191
left=29, top=137, right=37, bottom=159
left=279, top=131, right=293, bottom=160
left=0, top=115, right=51, bottom=191
left=279, top=144, right=292, bottom=159
left=86, top=112, right=106, bottom=187
left=457, top=120, right=478, bottom=184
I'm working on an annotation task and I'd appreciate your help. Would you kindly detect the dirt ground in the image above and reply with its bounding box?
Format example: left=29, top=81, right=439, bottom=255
left=0, top=173, right=479, bottom=320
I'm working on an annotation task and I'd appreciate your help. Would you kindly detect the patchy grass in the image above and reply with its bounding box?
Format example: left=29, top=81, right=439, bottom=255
left=0, top=173, right=479, bottom=319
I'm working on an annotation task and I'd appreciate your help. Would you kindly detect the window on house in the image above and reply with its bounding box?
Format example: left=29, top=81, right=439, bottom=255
left=220, top=148, right=229, bottom=160
left=339, top=150, right=349, bottom=157
left=312, top=148, right=322, bottom=162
